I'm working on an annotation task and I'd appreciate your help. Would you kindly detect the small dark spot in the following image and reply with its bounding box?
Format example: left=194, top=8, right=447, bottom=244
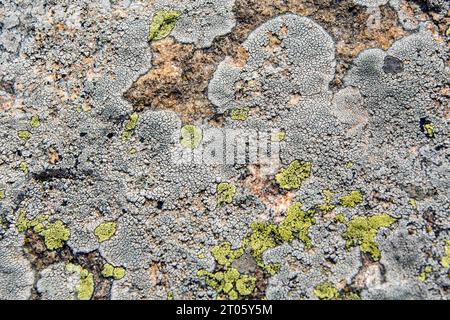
left=107, top=132, right=114, bottom=139
left=80, top=132, right=87, bottom=137
left=383, top=55, right=404, bottom=74
left=157, top=201, right=164, bottom=209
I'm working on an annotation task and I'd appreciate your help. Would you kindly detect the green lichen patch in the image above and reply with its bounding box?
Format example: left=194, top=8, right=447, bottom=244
left=343, top=213, right=396, bottom=261
left=30, top=115, right=40, bottom=128
left=0, top=189, right=4, bottom=201
left=122, top=112, right=139, bottom=140
left=167, top=291, right=174, bottom=300
left=230, top=107, right=249, bottom=121
left=41, top=220, right=71, bottom=250
left=441, top=240, right=450, bottom=269
left=180, top=125, right=202, bottom=149
left=15, top=209, right=49, bottom=234
left=409, top=198, right=417, bottom=210
left=17, top=130, right=32, bottom=140
left=271, top=130, right=286, bottom=142
left=244, top=202, right=315, bottom=274
left=318, top=190, right=335, bottom=213
left=278, top=202, right=316, bottom=248
left=339, top=190, right=363, bottom=208
left=246, top=222, right=282, bottom=267
left=314, top=282, right=339, bottom=300
left=94, top=222, right=117, bottom=243
left=198, top=268, right=256, bottom=300
left=275, top=160, right=311, bottom=190
left=423, top=123, right=435, bottom=138
left=211, top=242, right=244, bottom=267
left=101, top=263, right=126, bottom=280
left=148, top=10, right=181, bottom=42
left=217, top=182, right=236, bottom=206
left=19, top=161, right=29, bottom=174
left=65, top=263, right=94, bottom=300
left=417, top=265, right=433, bottom=282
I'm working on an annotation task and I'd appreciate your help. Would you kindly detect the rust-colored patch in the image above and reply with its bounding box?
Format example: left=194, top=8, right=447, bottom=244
left=48, top=147, right=60, bottom=164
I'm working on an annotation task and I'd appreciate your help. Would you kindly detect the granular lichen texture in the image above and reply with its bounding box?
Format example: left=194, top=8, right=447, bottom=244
left=0, top=0, right=449, bottom=301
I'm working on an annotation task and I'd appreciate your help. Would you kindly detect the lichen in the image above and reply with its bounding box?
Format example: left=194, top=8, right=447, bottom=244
left=441, top=240, right=450, bottom=269
left=65, top=263, right=94, bottom=300
left=94, top=222, right=117, bottom=243
left=15, top=209, right=49, bottom=234
left=217, top=182, right=236, bottom=206
left=211, top=242, right=244, bottom=267
left=339, top=190, right=363, bottom=208
left=101, top=263, right=126, bottom=280
left=271, top=130, right=286, bottom=142
left=19, top=161, right=29, bottom=174
left=41, top=220, right=71, bottom=250
left=423, top=123, right=435, bottom=138
left=230, top=107, right=249, bottom=121
left=148, top=10, right=181, bottom=42
left=417, top=265, right=433, bottom=282
left=409, top=198, right=417, bottom=210
left=17, top=130, right=32, bottom=140
left=180, top=125, right=202, bottom=149
left=198, top=268, right=256, bottom=299
left=343, top=213, right=396, bottom=261
left=247, top=222, right=282, bottom=267
left=278, top=202, right=316, bottom=249
left=121, top=112, right=139, bottom=140
left=314, top=282, right=339, bottom=300
left=0, top=189, right=4, bottom=201
left=318, top=190, right=335, bottom=213
left=30, top=115, right=40, bottom=128
left=275, top=160, right=311, bottom=190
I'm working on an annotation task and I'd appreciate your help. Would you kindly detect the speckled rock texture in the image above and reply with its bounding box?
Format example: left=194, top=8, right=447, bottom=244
left=0, top=0, right=449, bottom=300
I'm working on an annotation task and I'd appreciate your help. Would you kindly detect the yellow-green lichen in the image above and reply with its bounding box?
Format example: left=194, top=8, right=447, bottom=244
left=409, top=198, right=417, bottom=210
left=343, top=213, right=396, bottom=261
left=423, top=123, right=435, bottom=138
left=17, top=130, right=32, bottom=140
left=211, top=242, right=244, bottom=267
left=65, top=263, right=94, bottom=300
left=16, top=209, right=29, bottom=233
left=30, top=115, right=40, bottom=128
left=180, top=125, right=202, bottom=149
left=167, top=291, right=173, bottom=300
left=230, top=107, right=249, bottom=121
left=441, top=240, right=450, bottom=269
left=41, top=220, right=71, bottom=250
left=148, top=10, right=181, bottom=41
left=94, top=222, right=117, bottom=242
left=101, top=263, right=126, bottom=280
left=314, top=282, right=339, bottom=300
left=217, top=182, right=236, bottom=206
left=197, top=268, right=256, bottom=300
left=122, top=112, right=139, bottom=140
left=275, top=160, right=311, bottom=190
left=345, top=162, right=353, bottom=169
left=339, top=190, right=363, bottom=208
left=247, top=222, right=282, bottom=267
left=318, top=190, right=335, bottom=213
left=271, top=130, right=286, bottom=142
left=278, top=202, right=315, bottom=248
left=417, top=265, right=433, bottom=282
left=0, top=189, right=4, bottom=201
left=15, top=209, right=49, bottom=234
left=19, top=161, right=29, bottom=174
left=334, top=213, right=347, bottom=224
